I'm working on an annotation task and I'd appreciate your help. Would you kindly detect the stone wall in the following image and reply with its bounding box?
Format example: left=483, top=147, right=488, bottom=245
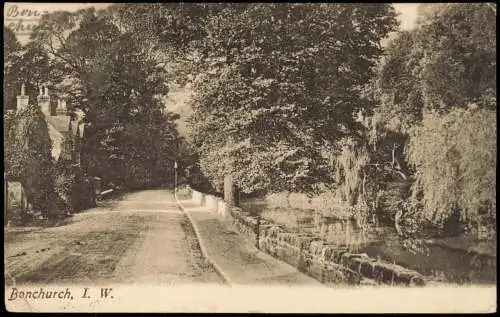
left=227, top=204, right=426, bottom=286
left=190, top=188, right=228, bottom=217
left=187, top=187, right=426, bottom=286
left=191, top=190, right=204, bottom=205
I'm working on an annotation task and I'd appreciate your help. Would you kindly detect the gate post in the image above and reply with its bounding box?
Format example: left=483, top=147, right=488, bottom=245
left=224, top=174, right=239, bottom=207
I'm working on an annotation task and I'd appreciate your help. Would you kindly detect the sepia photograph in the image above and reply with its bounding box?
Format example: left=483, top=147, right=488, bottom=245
left=3, top=2, right=497, bottom=313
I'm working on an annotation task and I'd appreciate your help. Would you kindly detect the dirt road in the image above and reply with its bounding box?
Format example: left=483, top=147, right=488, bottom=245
left=4, top=190, right=224, bottom=285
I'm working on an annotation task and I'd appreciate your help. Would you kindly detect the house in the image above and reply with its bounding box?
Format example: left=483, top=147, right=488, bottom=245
left=40, top=85, right=86, bottom=162
left=15, top=83, right=86, bottom=162
left=9, top=83, right=98, bottom=215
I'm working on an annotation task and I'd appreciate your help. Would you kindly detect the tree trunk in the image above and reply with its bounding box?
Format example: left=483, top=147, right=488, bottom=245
left=224, top=174, right=239, bottom=207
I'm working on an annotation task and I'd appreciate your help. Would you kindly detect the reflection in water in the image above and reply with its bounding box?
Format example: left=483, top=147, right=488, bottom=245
left=241, top=199, right=496, bottom=285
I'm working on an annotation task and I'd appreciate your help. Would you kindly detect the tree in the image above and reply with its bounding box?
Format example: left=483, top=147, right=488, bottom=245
left=31, top=8, right=122, bottom=110
left=3, top=27, right=22, bottom=109
left=406, top=106, right=496, bottom=235
left=187, top=4, right=398, bottom=196
left=31, top=8, right=182, bottom=189
left=368, top=3, right=497, bottom=237
left=416, top=3, right=496, bottom=110
left=80, top=32, right=180, bottom=188
left=369, top=31, right=424, bottom=133
left=32, top=8, right=121, bottom=77
left=105, top=3, right=227, bottom=86
left=3, top=30, right=64, bottom=220
left=4, top=42, right=55, bottom=105
left=373, top=3, right=496, bottom=134
left=3, top=26, right=21, bottom=55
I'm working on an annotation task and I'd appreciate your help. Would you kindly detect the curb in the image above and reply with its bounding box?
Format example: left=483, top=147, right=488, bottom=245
left=173, top=191, right=234, bottom=286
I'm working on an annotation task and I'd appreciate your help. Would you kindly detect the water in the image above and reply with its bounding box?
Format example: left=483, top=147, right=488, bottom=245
left=241, top=199, right=496, bottom=285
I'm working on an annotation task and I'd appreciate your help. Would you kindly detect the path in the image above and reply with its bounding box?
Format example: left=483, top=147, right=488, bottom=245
left=178, top=198, right=325, bottom=286
left=4, top=190, right=223, bottom=285
left=5, top=189, right=320, bottom=287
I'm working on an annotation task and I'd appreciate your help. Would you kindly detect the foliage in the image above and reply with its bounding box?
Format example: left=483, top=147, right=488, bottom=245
left=4, top=29, right=61, bottom=111
left=415, top=3, right=496, bottom=111
left=187, top=4, right=398, bottom=194
left=369, top=31, right=424, bottom=133
left=81, top=32, right=180, bottom=188
left=53, top=160, right=96, bottom=213
left=373, top=3, right=496, bottom=135
left=3, top=26, right=21, bottom=56
left=365, top=3, right=497, bottom=240
left=31, top=8, right=182, bottom=189
left=105, top=3, right=227, bottom=86
left=4, top=103, right=61, bottom=218
left=53, top=160, right=77, bottom=214
left=105, top=4, right=219, bottom=51
left=3, top=26, right=22, bottom=109
left=333, top=137, right=370, bottom=205
left=406, top=106, right=497, bottom=232
left=3, top=29, right=65, bottom=219
left=176, top=139, right=215, bottom=192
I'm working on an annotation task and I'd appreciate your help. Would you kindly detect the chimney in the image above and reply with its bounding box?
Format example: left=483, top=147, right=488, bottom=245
left=37, top=85, right=51, bottom=116
left=16, top=83, right=29, bottom=113
left=56, top=99, right=67, bottom=116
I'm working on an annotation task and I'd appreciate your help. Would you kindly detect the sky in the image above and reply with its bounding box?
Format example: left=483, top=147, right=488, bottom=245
left=393, top=3, right=420, bottom=30
left=5, top=3, right=421, bottom=45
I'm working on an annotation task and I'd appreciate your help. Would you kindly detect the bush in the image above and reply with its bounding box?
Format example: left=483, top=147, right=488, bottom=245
left=54, top=160, right=97, bottom=213
left=406, top=105, right=496, bottom=234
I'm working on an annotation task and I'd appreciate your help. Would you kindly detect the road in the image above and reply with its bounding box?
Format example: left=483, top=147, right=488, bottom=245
left=4, top=190, right=224, bottom=286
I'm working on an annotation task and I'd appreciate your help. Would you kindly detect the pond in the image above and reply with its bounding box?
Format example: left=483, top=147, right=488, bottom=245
left=241, top=199, right=496, bottom=285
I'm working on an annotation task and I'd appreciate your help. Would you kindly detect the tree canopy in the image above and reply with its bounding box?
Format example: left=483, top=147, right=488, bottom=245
left=29, top=8, right=182, bottom=188
left=367, top=3, right=497, bottom=235
left=186, top=4, right=399, bottom=194
left=373, top=3, right=496, bottom=134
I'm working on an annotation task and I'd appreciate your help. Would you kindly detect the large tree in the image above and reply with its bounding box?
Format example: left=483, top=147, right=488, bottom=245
left=186, top=4, right=398, bottom=196
left=367, top=3, right=497, bottom=236
left=373, top=3, right=496, bottom=133
left=31, top=8, right=182, bottom=188
left=81, top=33, right=180, bottom=187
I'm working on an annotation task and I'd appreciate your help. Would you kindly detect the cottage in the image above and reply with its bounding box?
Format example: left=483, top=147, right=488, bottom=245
left=37, top=85, right=86, bottom=162
left=14, top=83, right=86, bottom=162
left=6, top=83, right=99, bottom=217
